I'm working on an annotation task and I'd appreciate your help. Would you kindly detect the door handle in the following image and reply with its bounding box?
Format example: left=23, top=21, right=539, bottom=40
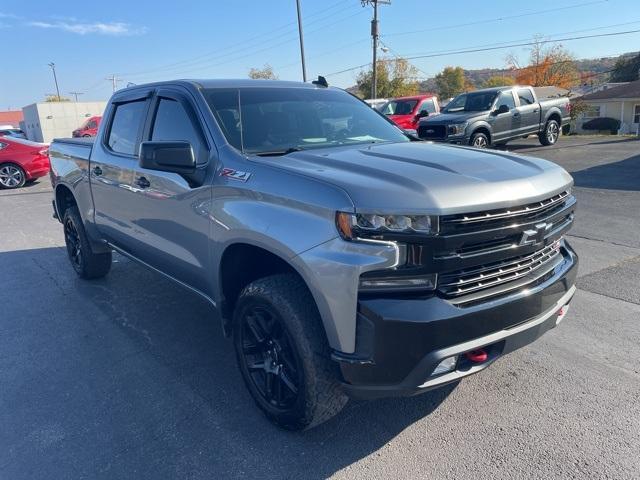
left=93, top=166, right=103, bottom=176
left=135, top=176, right=150, bottom=189
left=533, top=109, right=539, bottom=113
left=513, top=112, right=520, bottom=117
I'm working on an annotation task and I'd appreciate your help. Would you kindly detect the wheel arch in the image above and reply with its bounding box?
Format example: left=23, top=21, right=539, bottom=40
left=217, top=241, right=331, bottom=345
left=470, top=125, right=492, bottom=145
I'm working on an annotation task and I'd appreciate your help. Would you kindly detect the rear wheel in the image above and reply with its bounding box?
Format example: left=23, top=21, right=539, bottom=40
left=63, top=206, right=112, bottom=279
left=539, top=119, right=560, bottom=146
left=233, top=274, right=348, bottom=430
left=0, top=163, right=26, bottom=189
left=470, top=132, right=489, bottom=148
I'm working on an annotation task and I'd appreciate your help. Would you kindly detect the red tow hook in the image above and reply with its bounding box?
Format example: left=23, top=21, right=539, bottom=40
left=465, top=348, right=488, bottom=363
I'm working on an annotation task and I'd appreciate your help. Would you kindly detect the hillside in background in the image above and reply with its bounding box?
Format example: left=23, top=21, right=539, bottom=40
left=416, top=51, right=637, bottom=94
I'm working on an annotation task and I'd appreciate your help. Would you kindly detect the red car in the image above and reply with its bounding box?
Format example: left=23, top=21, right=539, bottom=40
left=72, top=116, right=101, bottom=138
left=381, top=94, right=440, bottom=130
left=0, top=136, right=50, bottom=189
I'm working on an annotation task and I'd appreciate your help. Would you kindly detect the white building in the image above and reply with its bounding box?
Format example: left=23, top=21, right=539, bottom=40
left=22, top=101, right=107, bottom=143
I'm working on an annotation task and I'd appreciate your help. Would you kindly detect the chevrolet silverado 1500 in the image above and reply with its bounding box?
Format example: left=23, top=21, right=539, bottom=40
left=49, top=79, right=578, bottom=430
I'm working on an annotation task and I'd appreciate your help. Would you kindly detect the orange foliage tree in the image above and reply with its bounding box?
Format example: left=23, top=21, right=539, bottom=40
left=507, top=40, right=579, bottom=89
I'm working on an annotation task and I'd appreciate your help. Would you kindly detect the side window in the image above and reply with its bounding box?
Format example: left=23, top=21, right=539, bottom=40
left=151, top=98, right=203, bottom=152
left=87, top=121, right=97, bottom=129
left=0, top=142, right=7, bottom=150
left=497, top=91, right=516, bottom=110
left=107, top=100, right=146, bottom=155
left=517, top=89, right=535, bottom=105
left=419, top=99, right=436, bottom=114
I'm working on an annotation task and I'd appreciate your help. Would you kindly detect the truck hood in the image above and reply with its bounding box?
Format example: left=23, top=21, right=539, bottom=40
left=421, top=111, right=487, bottom=124
left=263, top=142, right=573, bottom=214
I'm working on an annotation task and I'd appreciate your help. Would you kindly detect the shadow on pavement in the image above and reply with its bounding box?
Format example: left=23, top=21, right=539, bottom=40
left=496, top=136, right=639, bottom=153
left=570, top=153, right=640, bottom=191
left=0, top=247, right=455, bottom=479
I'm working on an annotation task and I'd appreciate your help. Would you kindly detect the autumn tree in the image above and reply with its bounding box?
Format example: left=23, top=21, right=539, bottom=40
left=483, top=75, right=515, bottom=88
left=434, top=67, right=471, bottom=99
left=356, top=58, right=419, bottom=99
left=248, top=64, right=278, bottom=80
left=507, top=40, right=578, bottom=89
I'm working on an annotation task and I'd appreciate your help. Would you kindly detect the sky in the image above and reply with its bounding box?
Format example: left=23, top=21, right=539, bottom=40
left=1, top=0, right=639, bottom=109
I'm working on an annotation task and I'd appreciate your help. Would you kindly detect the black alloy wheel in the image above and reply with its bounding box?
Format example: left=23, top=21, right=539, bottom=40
left=237, top=304, right=302, bottom=410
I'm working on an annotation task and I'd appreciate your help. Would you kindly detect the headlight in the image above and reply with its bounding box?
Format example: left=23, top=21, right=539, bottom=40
left=447, top=122, right=468, bottom=136
left=336, top=212, right=437, bottom=240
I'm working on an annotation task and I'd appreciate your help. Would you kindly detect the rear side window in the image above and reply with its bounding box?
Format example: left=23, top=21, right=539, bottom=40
left=517, top=89, right=535, bottom=105
left=107, top=100, right=146, bottom=155
left=151, top=98, right=202, bottom=149
left=0, top=142, right=6, bottom=150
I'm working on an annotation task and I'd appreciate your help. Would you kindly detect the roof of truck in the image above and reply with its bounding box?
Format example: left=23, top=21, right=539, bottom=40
left=122, top=79, right=323, bottom=91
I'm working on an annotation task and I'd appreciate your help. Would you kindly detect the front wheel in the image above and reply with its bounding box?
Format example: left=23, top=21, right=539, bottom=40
left=233, top=274, right=348, bottom=430
left=0, top=163, right=26, bottom=189
left=63, top=206, right=112, bottom=279
left=539, top=119, right=560, bottom=146
left=469, top=132, right=489, bottom=148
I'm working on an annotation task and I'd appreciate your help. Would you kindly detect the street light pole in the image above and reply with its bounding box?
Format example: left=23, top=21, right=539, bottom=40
left=47, top=62, right=61, bottom=100
left=295, top=0, right=307, bottom=82
left=371, top=1, right=378, bottom=99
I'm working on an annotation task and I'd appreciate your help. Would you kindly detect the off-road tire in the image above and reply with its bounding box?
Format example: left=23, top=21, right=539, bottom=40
left=233, top=274, right=348, bottom=430
left=63, top=206, right=112, bottom=279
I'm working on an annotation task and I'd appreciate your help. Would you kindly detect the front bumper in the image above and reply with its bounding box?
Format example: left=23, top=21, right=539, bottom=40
left=335, top=242, right=578, bottom=399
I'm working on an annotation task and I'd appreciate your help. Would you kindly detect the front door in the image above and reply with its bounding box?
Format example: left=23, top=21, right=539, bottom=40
left=127, top=88, right=214, bottom=296
left=91, top=93, right=149, bottom=247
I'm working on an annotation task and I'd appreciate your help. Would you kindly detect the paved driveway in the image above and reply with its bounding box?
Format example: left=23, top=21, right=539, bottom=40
left=1, top=136, right=639, bottom=479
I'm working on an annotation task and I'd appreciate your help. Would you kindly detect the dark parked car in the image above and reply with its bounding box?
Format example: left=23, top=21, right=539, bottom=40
left=418, top=86, right=570, bottom=148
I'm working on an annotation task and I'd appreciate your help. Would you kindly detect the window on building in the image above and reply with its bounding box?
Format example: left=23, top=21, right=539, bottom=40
left=583, top=105, right=601, bottom=118
left=634, top=105, right=640, bottom=124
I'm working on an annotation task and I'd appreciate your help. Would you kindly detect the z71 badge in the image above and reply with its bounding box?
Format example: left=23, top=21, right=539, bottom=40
left=220, top=168, right=252, bottom=182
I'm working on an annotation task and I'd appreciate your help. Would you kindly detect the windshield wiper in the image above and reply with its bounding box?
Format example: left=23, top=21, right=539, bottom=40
left=253, top=147, right=303, bottom=157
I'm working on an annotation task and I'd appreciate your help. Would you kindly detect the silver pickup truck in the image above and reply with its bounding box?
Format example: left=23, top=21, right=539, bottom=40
left=418, top=85, right=571, bottom=148
left=49, top=79, right=578, bottom=430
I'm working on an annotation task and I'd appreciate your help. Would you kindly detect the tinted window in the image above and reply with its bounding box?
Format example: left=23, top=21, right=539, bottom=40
left=107, top=100, right=146, bottom=155
left=204, top=88, right=408, bottom=154
left=517, top=89, right=535, bottom=105
left=151, top=98, right=202, bottom=151
left=444, top=92, right=497, bottom=112
left=418, top=99, right=437, bottom=114
left=87, top=121, right=97, bottom=129
left=381, top=99, right=418, bottom=115
left=497, top=91, right=516, bottom=110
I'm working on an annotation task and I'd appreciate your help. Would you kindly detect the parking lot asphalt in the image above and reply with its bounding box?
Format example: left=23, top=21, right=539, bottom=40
left=1, top=136, right=639, bottom=479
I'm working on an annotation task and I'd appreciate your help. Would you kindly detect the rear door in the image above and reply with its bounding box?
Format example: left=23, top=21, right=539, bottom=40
left=514, top=88, right=540, bottom=136
left=90, top=90, right=151, bottom=247
left=127, top=87, right=215, bottom=295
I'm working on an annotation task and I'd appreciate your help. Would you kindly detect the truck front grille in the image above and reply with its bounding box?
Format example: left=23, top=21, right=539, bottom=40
left=440, top=190, right=571, bottom=235
left=438, top=240, right=562, bottom=298
left=417, top=124, right=446, bottom=140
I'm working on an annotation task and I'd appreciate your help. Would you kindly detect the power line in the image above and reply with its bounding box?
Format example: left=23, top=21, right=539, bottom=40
left=325, top=28, right=640, bottom=76
left=382, top=0, right=610, bottom=38
left=68, top=91, right=84, bottom=102
left=116, top=1, right=361, bottom=78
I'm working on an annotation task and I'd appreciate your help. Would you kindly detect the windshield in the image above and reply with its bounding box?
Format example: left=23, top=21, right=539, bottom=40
left=381, top=99, right=418, bottom=116
left=443, top=91, right=498, bottom=113
left=203, top=87, right=409, bottom=155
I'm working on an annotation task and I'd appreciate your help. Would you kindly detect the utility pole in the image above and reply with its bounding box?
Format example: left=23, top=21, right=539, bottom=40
left=295, top=0, right=307, bottom=82
left=106, top=75, right=120, bottom=93
left=361, top=1, right=390, bottom=99
left=69, top=91, right=84, bottom=102
left=47, top=62, right=61, bottom=100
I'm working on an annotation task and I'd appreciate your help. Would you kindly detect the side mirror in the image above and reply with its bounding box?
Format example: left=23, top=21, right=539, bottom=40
left=415, top=111, right=429, bottom=120
left=494, top=104, right=510, bottom=115
left=139, top=141, right=196, bottom=175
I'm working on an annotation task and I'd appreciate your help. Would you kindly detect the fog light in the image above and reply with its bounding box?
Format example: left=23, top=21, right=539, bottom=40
left=432, top=356, right=457, bottom=376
